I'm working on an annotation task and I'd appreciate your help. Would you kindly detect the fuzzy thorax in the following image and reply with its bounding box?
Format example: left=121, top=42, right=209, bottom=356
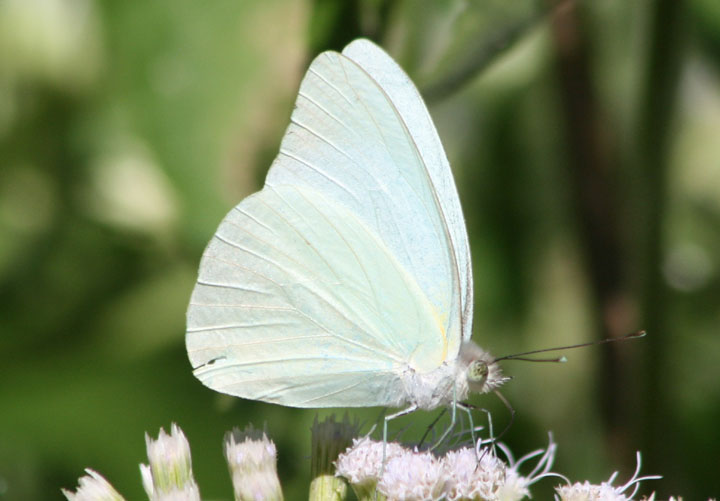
left=400, top=341, right=509, bottom=410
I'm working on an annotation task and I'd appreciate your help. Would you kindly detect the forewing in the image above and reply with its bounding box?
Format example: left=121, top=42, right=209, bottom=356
left=342, top=39, right=473, bottom=342
left=266, top=40, right=471, bottom=359
left=186, top=185, right=447, bottom=408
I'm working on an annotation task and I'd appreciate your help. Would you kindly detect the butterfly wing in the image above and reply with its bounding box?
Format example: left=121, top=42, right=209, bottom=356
left=187, top=185, right=446, bottom=407
left=187, top=40, right=473, bottom=408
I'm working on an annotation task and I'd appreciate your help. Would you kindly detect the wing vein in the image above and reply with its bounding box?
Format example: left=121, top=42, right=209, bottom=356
left=196, top=279, right=270, bottom=295
left=289, top=117, right=360, bottom=166
left=297, top=90, right=360, bottom=139
left=234, top=206, right=276, bottom=235
left=277, top=149, right=359, bottom=202
left=187, top=321, right=295, bottom=333
left=309, top=61, right=354, bottom=106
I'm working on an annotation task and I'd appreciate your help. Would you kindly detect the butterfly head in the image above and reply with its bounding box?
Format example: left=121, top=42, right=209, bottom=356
left=460, top=341, right=510, bottom=395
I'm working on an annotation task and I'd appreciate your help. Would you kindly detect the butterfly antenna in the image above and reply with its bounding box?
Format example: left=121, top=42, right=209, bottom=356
left=494, top=330, right=646, bottom=363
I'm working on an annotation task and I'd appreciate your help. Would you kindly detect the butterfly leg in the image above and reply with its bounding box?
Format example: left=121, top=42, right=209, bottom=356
left=417, top=407, right=448, bottom=449
left=464, top=391, right=515, bottom=446
left=459, top=403, right=497, bottom=458
left=429, top=384, right=461, bottom=451
left=456, top=402, right=480, bottom=449
left=382, top=404, right=417, bottom=469
left=460, top=395, right=519, bottom=461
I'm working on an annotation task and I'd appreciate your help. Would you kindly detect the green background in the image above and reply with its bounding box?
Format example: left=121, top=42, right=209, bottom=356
left=1, top=0, right=718, bottom=499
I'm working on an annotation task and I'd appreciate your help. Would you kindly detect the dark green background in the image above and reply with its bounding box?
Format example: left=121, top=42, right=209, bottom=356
left=1, top=0, right=718, bottom=499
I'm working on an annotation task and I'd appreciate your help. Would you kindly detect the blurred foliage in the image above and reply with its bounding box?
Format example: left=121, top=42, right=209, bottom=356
left=0, top=0, right=718, bottom=499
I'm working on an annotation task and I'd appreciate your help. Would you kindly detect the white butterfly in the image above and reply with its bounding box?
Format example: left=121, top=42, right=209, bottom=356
left=186, top=39, right=509, bottom=425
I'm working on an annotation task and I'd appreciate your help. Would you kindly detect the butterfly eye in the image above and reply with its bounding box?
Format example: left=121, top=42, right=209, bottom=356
left=467, top=360, right=489, bottom=385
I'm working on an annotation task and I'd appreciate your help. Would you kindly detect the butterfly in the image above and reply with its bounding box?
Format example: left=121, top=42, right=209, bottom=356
left=186, top=39, right=509, bottom=434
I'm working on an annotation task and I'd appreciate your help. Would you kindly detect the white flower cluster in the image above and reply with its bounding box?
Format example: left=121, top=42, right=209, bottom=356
left=335, top=436, right=556, bottom=501
left=63, top=422, right=704, bottom=501
left=378, top=449, right=445, bottom=500
left=140, top=423, right=201, bottom=501
left=62, top=423, right=285, bottom=501
left=554, top=452, right=661, bottom=501
left=224, top=426, right=284, bottom=501
left=334, top=437, right=407, bottom=488
left=335, top=436, right=673, bottom=501
left=61, top=469, right=126, bottom=501
left=441, top=447, right=511, bottom=501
